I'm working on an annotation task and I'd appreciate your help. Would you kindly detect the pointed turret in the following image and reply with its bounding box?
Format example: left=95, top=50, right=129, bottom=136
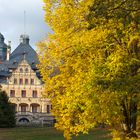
left=0, top=33, right=8, bottom=61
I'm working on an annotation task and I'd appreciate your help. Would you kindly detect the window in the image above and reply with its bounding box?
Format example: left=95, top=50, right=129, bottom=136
left=19, top=78, right=23, bottom=85
left=25, top=79, right=28, bottom=85
left=32, top=106, right=37, bottom=113
left=25, top=68, right=28, bottom=73
left=47, top=105, right=50, bottom=113
left=20, top=68, right=23, bottom=73
left=32, top=90, right=37, bottom=98
left=21, top=90, right=26, bottom=97
left=14, top=78, right=17, bottom=84
left=21, top=105, right=26, bottom=112
left=31, top=79, right=34, bottom=85
left=10, top=90, right=15, bottom=97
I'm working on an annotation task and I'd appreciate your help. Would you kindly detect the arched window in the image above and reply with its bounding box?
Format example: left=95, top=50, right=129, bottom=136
left=19, top=118, right=29, bottom=123
left=25, top=68, right=28, bottom=73
left=20, top=68, right=23, bottom=73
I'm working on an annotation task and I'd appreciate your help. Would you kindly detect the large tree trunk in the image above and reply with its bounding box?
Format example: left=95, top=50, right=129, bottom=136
left=122, top=100, right=138, bottom=138
left=130, top=99, right=137, bottom=131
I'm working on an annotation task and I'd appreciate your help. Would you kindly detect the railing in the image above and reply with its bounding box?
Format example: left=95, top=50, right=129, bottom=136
left=16, top=111, right=51, bottom=116
left=16, top=111, right=33, bottom=116
left=9, top=97, right=50, bottom=102
left=9, top=97, right=50, bottom=104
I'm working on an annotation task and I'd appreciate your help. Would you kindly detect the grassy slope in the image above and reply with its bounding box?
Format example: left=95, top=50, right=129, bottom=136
left=0, top=127, right=111, bottom=140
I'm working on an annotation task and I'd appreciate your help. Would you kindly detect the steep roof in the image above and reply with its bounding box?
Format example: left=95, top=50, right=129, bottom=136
left=0, top=33, right=8, bottom=61
left=9, top=42, right=39, bottom=69
left=0, top=33, right=4, bottom=41
left=0, top=34, right=39, bottom=78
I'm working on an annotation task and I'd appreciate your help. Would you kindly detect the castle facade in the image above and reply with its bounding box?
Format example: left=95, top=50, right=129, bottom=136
left=0, top=33, right=54, bottom=126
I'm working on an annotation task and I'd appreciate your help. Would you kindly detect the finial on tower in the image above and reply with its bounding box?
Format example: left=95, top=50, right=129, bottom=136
left=19, top=11, right=30, bottom=44
left=24, top=10, right=26, bottom=35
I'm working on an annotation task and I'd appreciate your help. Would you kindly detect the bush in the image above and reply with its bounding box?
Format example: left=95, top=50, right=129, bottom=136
left=0, top=90, right=16, bottom=127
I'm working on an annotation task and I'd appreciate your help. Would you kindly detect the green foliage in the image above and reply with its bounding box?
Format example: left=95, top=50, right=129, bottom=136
left=0, top=90, right=16, bottom=128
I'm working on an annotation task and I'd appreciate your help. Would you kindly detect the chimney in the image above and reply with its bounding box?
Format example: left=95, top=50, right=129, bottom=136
left=6, top=41, right=11, bottom=61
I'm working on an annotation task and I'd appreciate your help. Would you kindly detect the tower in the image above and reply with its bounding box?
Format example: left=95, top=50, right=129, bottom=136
left=0, top=33, right=8, bottom=62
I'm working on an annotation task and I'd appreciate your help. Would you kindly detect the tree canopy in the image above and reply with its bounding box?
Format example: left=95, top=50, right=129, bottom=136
left=38, top=0, right=140, bottom=139
left=0, top=89, right=16, bottom=128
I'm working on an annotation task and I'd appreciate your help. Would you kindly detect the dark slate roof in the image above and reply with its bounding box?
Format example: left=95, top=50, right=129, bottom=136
left=0, top=33, right=4, bottom=40
left=0, top=42, right=7, bottom=48
left=0, top=33, right=5, bottom=45
left=0, top=34, right=40, bottom=79
left=0, top=70, right=11, bottom=77
left=9, top=42, right=39, bottom=68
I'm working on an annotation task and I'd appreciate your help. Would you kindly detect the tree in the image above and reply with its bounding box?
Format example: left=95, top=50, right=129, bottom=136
left=38, top=0, right=140, bottom=139
left=0, top=89, right=16, bottom=127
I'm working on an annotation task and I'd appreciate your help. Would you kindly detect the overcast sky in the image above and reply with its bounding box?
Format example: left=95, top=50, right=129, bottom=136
left=0, top=0, right=51, bottom=52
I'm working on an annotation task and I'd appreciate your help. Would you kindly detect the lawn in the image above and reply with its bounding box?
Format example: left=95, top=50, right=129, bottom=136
left=0, top=127, right=112, bottom=140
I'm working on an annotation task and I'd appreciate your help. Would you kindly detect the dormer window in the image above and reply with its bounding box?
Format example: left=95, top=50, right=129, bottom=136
left=13, top=60, right=17, bottom=65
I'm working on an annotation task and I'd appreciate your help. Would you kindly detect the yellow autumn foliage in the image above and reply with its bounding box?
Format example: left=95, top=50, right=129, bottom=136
left=38, top=0, right=140, bottom=139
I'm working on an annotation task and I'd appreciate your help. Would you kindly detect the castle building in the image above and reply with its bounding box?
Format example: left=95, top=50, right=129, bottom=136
left=0, top=33, right=54, bottom=126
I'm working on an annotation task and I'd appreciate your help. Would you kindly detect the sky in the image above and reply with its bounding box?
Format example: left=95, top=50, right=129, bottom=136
left=0, top=0, right=51, bottom=52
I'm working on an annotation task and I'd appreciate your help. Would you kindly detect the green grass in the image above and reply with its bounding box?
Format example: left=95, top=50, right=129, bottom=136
left=0, top=127, right=112, bottom=140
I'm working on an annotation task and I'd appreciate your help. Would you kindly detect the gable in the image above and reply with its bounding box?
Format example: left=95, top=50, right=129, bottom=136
left=8, top=59, right=42, bottom=85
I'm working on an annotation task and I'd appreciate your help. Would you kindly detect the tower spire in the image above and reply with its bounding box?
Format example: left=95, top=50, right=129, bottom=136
left=24, top=10, right=26, bottom=35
